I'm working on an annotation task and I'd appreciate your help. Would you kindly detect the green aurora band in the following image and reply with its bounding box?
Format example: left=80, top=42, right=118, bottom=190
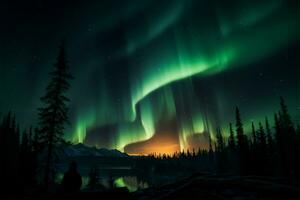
left=71, top=0, right=299, bottom=152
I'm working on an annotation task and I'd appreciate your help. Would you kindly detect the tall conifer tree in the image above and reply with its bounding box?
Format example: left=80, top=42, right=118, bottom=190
left=37, top=42, right=73, bottom=188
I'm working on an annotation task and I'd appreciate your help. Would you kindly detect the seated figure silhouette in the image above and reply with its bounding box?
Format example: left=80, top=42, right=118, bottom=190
left=61, top=161, right=82, bottom=193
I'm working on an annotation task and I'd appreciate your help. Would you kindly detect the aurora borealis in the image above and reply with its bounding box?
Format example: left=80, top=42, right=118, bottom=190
left=0, top=0, right=299, bottom=154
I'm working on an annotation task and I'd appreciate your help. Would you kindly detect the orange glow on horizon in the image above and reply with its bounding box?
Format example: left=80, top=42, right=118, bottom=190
left=124, top=130, right=211, bottom=156
left=124, top=132, right=181, bottom=155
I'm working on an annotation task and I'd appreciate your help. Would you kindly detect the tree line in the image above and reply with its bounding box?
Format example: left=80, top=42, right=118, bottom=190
left=135, top=97, right=300, bottom=179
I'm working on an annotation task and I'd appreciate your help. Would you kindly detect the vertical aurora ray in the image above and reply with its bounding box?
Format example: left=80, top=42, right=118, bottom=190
left=73, top=111, right=96, bottom=143
left=117, top=86, right=177, bottom=150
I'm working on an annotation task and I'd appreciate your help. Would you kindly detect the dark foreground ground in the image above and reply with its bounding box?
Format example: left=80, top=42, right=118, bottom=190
left=28, top=174, right=300, bottom=200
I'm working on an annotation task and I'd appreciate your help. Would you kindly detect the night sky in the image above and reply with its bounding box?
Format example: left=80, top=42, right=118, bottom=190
left=0, top=0, right=299, bottom=154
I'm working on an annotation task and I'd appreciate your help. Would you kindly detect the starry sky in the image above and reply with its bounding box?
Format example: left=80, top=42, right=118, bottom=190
left=0, top=0, right=299, bottom=154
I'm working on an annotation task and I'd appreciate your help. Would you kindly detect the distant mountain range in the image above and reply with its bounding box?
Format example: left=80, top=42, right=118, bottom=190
left=45, top=143, right=129, bottom=160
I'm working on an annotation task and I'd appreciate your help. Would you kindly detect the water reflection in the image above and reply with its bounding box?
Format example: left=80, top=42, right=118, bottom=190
left=56, top=170, right=149, bottom=192
left=114, top=176, right=149, bottom=192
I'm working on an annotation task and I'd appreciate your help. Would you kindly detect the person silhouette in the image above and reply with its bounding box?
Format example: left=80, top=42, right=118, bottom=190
left=61, top=161, right=82, bottom=193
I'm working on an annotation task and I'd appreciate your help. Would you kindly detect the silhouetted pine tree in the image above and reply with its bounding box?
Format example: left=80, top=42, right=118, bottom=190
left=227, top=122, right=238, bottom=173
left=251, top=122, right=257, bottom=146
left=264, top=117, right=275, bottom=175
left=279, top=97, right=295, bottom=133
left=274, top=113, right=286, bottom=176
left=192, top=148, right=196, bottom=157
left=266, top=118, right=274, bottom=141
left=235, top=107, right=249, bottom=175
left=208, top=134, right=215, bottom=170
left=228, top=123, right=235, bottom=152
left=274, top=113, right=281, bottom=145
left=265, top=117, right=271, bottom=137
left=257, top=122, right=267, bottom=175
left=37, top=42, right=73, bottom=188
left=216, top=127, right=224, bottom=152
left=186, top=149, right=191, bottom=157
left=235, top=107, right=244, bottom=151
left=258, top=122, right=267, bottom=150
left=279, top=97, right=298, bottom=176
left=265, top=117, right=274, bottom=148
left=216, top=127, right=227, bottom=173
left=249, top=122, right=258, bottom=174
